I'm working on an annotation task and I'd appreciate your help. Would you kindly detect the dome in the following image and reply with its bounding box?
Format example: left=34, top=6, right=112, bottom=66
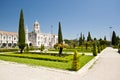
left=34, top=20, right=39, bottom=25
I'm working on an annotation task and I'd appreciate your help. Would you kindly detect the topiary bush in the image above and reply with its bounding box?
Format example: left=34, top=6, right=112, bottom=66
left=97, top=43, right=101, bottom=53
left=118, top=48, right=120, bottom=53
left=40, top=44, right=45, bottom=52
left=118, top=44, right=120, bottom=53
left=93, top=42, right=97, bottom=56
left=72, top=50, right=80, bottom=71
left=24, top=44, right=29, bottom=52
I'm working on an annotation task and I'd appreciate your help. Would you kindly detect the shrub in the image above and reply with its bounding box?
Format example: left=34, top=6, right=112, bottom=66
left=54, top=43, right=59, bottom=49
left=0, top=48, right=18, bottom=52
left=40, top=44, right=45, bottom=52
left=97, top=43, right=101, bottom=53
left=118, top=48, right=120, bottom=53
left=0, top=53, right=72, bottom=62
left=24, top=44, right=29, bottom=52
left=93, top=42, right=97, bottom=56
left=72, top=50, right=80, bottom=71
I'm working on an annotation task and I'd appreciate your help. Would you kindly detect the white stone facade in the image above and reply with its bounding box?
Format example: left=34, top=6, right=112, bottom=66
left=0, top=31, right=18, bottom=47
left=0, top=21, right=58, bottom=48
left=27, top=21, right=58, bottom=48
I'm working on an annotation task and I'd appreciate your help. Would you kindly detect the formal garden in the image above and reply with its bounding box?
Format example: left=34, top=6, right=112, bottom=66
left=0, top=9, right=119, bottom=71
left=0, top=40, right=106, bottom=71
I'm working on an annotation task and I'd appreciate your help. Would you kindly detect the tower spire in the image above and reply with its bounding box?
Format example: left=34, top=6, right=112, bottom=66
left=33, top=20, right=40, bottom=33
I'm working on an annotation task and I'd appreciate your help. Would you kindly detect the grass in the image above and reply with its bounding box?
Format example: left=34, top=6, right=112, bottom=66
left=0, top=48, right=18, bottom=52
left=0, top=52, right=94, bottom=70
left=0, top=53, right=72, bottom=62
left=49, top=47, right=93, bottom=53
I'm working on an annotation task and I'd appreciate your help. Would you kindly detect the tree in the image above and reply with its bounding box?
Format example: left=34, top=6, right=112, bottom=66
left=72, top=50, right=80, bottom=71
left=104, top=36, right=106, bottom=41
left=87, top=32, right=92, bottom=41
left=54, top=43, right=69, bottom=49
left=58, top=22, right=63, bottom=55
left=18, top=9, right=25, bottom=53
left=112, top=31, right=117, bottom=46
left=116, top=36, right=119, bottom=46
left=58, top=22, right=63, bottom=44
left=97, top=42, right=101, bottom=53
left=99, top=39, right=107, bottom=50
left=83, top=34, right=85, bottom=44
left=79, top=33, right=83, bottom=46
left=25, top=44, right=29, bottom=52
left=58, top=42, right=63, bottom=56
left=40, top=44, right=45, bottom=52
left=93, top=42, right=97, bottom=56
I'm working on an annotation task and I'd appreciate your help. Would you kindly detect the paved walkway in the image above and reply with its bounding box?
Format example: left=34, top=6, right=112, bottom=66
left=0, top=47, right=120, bottom=80
left=80, top=47, right=120, bottom=80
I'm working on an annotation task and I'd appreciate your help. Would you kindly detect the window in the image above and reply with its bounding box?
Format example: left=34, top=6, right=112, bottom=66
left=8, top=43, right=12, bottom=47
left=14, top=37, right=16, bottom=40
left=3, top=36, right=5, bottom=40
left=9, top=37, right=11, bottom=40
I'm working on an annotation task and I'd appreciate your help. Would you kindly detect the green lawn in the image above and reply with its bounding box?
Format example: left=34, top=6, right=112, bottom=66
left=49, top=47, right=93, bottom=53
left=0, top=52, right=94, bottom=70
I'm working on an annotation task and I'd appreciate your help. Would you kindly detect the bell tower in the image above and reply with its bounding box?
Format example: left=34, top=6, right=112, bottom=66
left=33, top=20, right=40, bottom=33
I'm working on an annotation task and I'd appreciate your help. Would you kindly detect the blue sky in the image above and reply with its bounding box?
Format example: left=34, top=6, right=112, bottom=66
left=0, top=0, right=120, bottom=40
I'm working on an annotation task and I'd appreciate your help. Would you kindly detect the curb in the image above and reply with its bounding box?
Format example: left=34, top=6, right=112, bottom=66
left=77, top=49, right=105, bottom=75
left=35, top=50, right=105, bottom=75
left=0, top=49, right=105, bottom=75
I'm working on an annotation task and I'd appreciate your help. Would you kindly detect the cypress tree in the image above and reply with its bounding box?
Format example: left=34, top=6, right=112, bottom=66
left=97, top=42, right=101, bottom=53
left=93, top=42, right=97, bottom=56
left=79, top=33, right=83, bottom=46
left=83, top=34, right=85, bottom=44
left=104, top=36, right=106, bottom=41
left=87, top=32, right=92, bottom=41
left=93, top=41, right=97, bottom=56
left=58, top=22, right=63, bottom=55
left=116, top=36, right=119, bottom=46
left=112, top=31, right=117, bottom=46
left=18, top=9, right=25, bottom=53
left=58, top=22, right=63, bottom=44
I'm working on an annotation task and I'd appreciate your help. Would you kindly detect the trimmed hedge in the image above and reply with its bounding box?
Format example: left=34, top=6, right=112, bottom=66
left=0, top=48, right=18, bottom=52
left=49, top=47, right=92, bottom=53
left=0, top=53, right=73, bottom=62
left=28, top=52, right=70, bottom=56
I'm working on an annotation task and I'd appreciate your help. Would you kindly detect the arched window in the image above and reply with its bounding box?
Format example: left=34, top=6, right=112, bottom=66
left=8, top=43, right=12, bottom=47
left=3, top=36, right=5, bottom=40
left=29, top=43, right=32, bottom=46
left=13, top=43, right=17, bottom=47
left=2, top=43, right=6, bottom=47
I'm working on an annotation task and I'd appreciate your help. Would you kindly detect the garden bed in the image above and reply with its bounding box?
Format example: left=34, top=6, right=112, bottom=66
left=0, top=52, right=94, bottom=70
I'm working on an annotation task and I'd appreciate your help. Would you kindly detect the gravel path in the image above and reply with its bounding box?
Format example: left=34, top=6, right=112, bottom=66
left=0, top=47, right=120, bottom=80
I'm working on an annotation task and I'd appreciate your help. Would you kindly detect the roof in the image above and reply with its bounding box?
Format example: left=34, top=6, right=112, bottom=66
left=0, top=31, right=17, bottom=36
